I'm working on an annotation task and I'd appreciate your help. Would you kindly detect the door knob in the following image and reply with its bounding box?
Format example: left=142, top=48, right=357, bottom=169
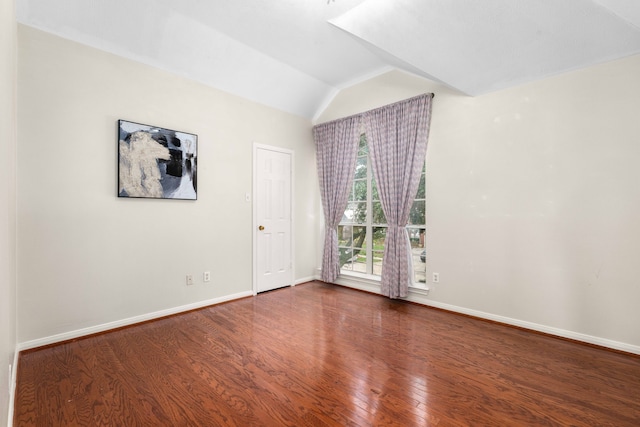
left=258, top=225, right=265, bottom=231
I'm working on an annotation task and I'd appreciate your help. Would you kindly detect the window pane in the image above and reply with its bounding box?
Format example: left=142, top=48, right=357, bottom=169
left=339, top=248, right=353, bottom=270
left=342, top=202, right=367, bottom=224
left=372, top=227, right=386, bottom=251
left=410, top=228, right=426, bottom=283
left=372, top=201, right=386, bottom=224
left=352, top=202, right=367, bottom=224
left=407, top=227, right=423, bottom=249
left=414, top=259, right=426, bottom=283
left=416, top=173, right=425, bottom=199
left=355, top=156, right=367, bottom=179
left=338, top=225, right=352, bottom=246
left=358, top=134, right=368, bottom=156
left=352, top=226, right=366, bottom=248
left=408, top=200, right=425, bottom=225
left=372, top=250, right=384, bottom=276
left=354, top=179, right=367, bottom=201
left=372, top=177, right=379, bottom=200
left=341, top=202, right=357, bottom=223
left=353, top=251, right=367, bottom=273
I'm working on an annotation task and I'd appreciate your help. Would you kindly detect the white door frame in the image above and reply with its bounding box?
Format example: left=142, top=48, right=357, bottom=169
left=252, top=143, right=295, bottom=295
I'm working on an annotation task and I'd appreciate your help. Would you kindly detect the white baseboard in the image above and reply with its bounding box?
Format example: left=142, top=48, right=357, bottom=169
left=14, top=278, right=640, bottom=358
left=335, top=277, right=640, bottom=356
left=408, top=294, right=640, bottom=355
left=294, top=276, right=317, bottom=285
left=17, top=291, right=254, bottom=352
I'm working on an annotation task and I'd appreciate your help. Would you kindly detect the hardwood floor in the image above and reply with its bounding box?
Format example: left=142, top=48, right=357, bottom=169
left=14, top=281, right=640, bottom=426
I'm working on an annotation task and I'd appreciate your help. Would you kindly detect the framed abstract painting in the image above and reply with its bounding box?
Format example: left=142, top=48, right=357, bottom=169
left=118, top=120, right=197, bottom=200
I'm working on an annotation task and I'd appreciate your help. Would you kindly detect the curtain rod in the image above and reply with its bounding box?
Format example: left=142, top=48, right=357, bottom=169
left=314, top=92, right=434, bottom=128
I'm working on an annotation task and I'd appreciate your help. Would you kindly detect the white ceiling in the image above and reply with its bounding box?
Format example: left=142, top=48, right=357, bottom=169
left=16, top=0, right=640, bottom=119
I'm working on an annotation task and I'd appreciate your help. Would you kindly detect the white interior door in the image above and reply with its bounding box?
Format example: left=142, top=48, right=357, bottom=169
left=254, top=145, right=293, bottom=293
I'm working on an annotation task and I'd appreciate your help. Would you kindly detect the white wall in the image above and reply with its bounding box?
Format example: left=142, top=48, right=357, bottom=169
left=1, top=0, right=17, bottom=424
left=317, top=59, right=640, bottom=352
left=17, top=26, right=318, bottom=345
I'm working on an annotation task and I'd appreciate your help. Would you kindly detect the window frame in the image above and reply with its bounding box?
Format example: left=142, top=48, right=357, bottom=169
left=337, top=134, right=427, bottom=289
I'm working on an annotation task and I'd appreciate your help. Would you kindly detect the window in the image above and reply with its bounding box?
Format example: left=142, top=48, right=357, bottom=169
left=338, top=135, right=427, bottom=287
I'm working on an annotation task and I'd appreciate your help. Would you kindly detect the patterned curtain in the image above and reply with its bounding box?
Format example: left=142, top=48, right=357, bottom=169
left=313, top=116, right=361, bottom=283
left=364, top=94, right=433, bottom=298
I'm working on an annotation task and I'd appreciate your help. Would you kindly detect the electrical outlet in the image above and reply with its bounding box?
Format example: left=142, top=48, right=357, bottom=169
left=203, top=271, right=211, bottom=282
left=432, top=272, right=440, bottom=283
left=186, top=274, right=194, bottom=286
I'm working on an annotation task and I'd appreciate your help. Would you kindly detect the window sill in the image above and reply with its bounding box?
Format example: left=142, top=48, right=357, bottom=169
left=339, top=270, right=380, bottom=282
left=336, top=271, right=430, bottom=296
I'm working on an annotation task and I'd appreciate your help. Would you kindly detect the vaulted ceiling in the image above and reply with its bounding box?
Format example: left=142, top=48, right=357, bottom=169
left=16, top=0, right=640, bottom=119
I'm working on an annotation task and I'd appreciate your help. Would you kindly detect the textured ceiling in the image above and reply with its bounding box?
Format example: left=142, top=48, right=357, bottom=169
left=16, top=0, right=640, bottom=119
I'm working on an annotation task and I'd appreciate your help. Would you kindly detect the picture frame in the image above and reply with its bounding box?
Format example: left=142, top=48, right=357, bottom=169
left=118, top=119, right=197, bottom=200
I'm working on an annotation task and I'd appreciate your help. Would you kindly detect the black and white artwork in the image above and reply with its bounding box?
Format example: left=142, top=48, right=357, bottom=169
left=118, top=120, right=197, bottom=200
